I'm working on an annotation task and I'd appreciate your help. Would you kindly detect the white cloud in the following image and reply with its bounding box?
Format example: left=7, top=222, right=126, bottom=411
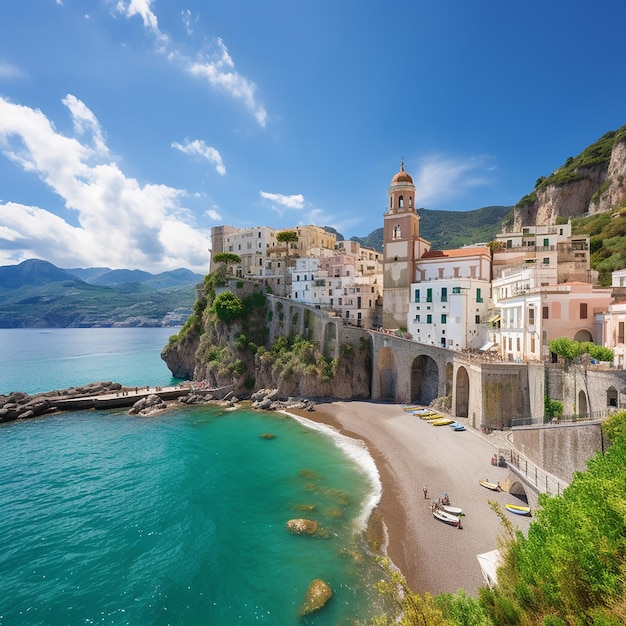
left=205, top=207, right=222, bottom=221
left=0, top=95, right=210, bottom=272
left=0, top=60, right=24, bottom=79
left=171, top=139, right=226, bottom=175
left=114, top=2, right=266, bottom=126
left=259, top=191, right=305, bottom=211
left=412, top=154, right=495, bottom=207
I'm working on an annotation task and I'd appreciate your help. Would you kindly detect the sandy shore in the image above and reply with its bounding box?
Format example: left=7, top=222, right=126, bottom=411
left=290, top=400, right=532, bottom=597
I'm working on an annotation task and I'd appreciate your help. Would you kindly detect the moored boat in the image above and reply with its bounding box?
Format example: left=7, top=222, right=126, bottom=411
left=479, top=479, right=501, bottom=491
left=505, top=503, right=531, bottom=516
left=442, top=504, right=463, bottom=516
left=431, top=417, right=454, bottom=426
left=449, top=422, right=466, bottom=431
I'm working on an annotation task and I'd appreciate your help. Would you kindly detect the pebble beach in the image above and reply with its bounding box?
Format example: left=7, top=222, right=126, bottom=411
left=290, top=400, right=533, bottom=596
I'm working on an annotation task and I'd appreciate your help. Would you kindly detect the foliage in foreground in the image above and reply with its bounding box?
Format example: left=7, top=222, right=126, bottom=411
left=374, top=412, right=626, bottom=625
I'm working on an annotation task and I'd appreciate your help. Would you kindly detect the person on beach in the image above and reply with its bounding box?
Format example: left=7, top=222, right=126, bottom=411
left=423, top=485, right=428, bottom=499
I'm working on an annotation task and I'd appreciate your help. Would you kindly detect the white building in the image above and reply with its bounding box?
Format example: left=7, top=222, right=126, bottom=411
left=407, top=247, right=491, bottom=350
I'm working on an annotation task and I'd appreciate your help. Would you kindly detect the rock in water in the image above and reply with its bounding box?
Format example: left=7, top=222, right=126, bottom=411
left=286, top=518, right=319, bottom=535
left=129, top=394, right=166, bottom=416
left=298, top=579, right=332, bottom=616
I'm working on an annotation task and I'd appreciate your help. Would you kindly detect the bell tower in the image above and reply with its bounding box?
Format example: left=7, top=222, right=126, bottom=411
left=382, top=161, right=430, bottom=329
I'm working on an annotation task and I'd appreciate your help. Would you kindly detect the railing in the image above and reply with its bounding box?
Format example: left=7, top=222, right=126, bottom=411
left=511, top=410, right=608, bottom=428
left=507, top=450, right=568, bottom=496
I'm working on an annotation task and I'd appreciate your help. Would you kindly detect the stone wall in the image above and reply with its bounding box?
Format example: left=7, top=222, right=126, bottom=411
left=512, top=422, right=605, bottom=483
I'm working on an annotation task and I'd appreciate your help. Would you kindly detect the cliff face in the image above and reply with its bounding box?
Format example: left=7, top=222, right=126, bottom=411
left=511, top=127, right=626, bottom=229
left=161, top=287, right=372, bottom=400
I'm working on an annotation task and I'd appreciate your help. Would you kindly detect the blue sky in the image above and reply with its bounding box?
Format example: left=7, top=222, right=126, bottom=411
left=1, top=1, right=625, bottom=273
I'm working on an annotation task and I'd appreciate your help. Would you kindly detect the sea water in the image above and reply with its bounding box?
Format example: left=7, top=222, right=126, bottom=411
left=0, top=328, right=181, bottom=395
left=0, top=329, right=388, bottom=624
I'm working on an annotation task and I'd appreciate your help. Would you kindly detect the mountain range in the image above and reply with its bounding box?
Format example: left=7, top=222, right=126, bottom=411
left=0, top=260, right=204, bottom=328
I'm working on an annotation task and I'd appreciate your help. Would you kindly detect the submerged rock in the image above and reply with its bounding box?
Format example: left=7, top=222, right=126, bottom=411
left=286, top=518, right=319, bottom=536
left=298, top=579, right=332, bottom=616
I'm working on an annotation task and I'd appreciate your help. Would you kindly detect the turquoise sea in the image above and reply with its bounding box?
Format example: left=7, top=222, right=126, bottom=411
left=0, top=329, right=387, bottom=625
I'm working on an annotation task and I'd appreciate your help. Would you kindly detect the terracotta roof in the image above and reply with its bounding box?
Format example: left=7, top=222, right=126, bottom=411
left=421, top=247, right=489, bottom=259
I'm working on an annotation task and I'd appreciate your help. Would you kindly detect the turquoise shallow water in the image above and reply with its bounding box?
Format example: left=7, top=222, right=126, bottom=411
left=0, top=329, right=388, bottom=624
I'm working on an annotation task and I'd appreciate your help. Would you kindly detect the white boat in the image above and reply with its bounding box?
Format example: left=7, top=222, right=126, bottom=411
left=441, top=504, right=463, bottom=516
left=432, top=506, right=462, bottom=528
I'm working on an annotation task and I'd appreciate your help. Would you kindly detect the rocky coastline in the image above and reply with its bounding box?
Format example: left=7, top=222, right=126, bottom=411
left=0, top=381, right=316, bottom=422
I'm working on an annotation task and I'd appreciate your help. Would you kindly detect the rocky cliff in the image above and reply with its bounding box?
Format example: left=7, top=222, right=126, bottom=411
left=161, top=282, right=372, bottom=400
left=509, top=125, right=626, bottom=230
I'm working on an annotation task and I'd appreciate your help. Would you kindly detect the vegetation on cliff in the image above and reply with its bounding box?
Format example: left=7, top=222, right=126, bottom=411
left=163, top=267, right=372, bottom=397
left=570, top=210, right=626, bottom=285
left=516, top=125, right=626, bottom=209
left=375, top=411, right=626, bottom=625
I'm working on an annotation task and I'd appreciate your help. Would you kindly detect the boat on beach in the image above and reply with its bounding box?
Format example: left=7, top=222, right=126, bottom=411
left=441, top=504, right=463, bottom=516
left=431, top=506, right=463, bottom=528
left=479, top=479, right=501, bottom=491
left=449, top=422, right=466, bottom=431
left=431, top=417, right=454, bottom=426
left=505, top=503, right=531, bottom=516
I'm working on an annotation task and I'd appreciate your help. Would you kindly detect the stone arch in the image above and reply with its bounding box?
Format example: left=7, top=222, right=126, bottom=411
left=508, top=480, right=529, bottom=504
left=574, top=329, right=593, bottom=342
left=578, top=389, right=588, bottom=418
left=607, top=385, right=618, bottom=408
left=323, top=321, right=337, bottom=359
left=377, top=347, right=396, bottom=400
left=455, top=366, right=470, bottom=417
left=410, top=354, right=439, bottom=405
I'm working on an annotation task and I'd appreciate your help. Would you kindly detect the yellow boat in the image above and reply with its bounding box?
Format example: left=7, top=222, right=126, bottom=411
left=421, top=413, right=442, bottom=420
left=505, top=503, right=532, bottom=516
left=431, top=417, right=454, bottom=426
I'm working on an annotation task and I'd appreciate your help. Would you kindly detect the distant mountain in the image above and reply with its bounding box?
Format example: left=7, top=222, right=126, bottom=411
left=65, top=266, right=204, bottom=288
left=0, top=259, right=75, bottom=289
left=0, top=259, right=200, bottom=328
left=349, top=205, right=512, bottom=252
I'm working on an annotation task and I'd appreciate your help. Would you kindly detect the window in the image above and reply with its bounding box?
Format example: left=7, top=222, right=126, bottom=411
left=399, top=196, right=404, bottom=208
left=441, top=314, right=447, bottom=324
left=543, top=306, right=549, bottom=319
left=476, top=288, right=483, bottom=303
left=475, top=315, right=481, bottom=324
left=426, top=288, right=432, bottom=302
left=543, top=257, right=550, bottom=265
left=530, top=337, right=536, bottom=353
left=543, top=238, right=549, bottom=247
left=580, top=303, right=588, bottom=319
left=426, top=314, right=432, bottom=324
left=441, top=287, right=447, bottom=302
left=619, top=322, right=625, bottom=344
left=414, top=289, right=420, bottom=302
left=452, top=286, right=461, bottom=294
left=528, top=307, right=535, bottom=325
left=517, top=337, right=521, bottom=351
left=415, top=314, right=421, bottom=322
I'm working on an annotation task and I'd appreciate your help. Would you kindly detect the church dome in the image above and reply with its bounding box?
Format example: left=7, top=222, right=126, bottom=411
left=391, top=161, right=413, bottom=185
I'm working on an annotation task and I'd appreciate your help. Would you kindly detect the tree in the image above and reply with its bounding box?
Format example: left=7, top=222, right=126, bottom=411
left=213, top=252, right=242, bottom=266
left=276, top=230, right=298, bottom=247
left=210, top=291, right=244, bottom=323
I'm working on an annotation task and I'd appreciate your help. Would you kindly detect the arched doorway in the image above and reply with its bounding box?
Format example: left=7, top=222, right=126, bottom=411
left=574, top=329, right=593, bottom=342
left=578, top=389, right=588, bottom=419
left=377, top=347, right=396, bottom=400
left=607, top=386, right=618, bottom=409
left=455, top=366, right=470, bottom=417
left=410, top=355, right=439, bottom=405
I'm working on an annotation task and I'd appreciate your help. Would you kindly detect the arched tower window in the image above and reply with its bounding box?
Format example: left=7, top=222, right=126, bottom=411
left=399, top=195, right=404, bottom=208
left=409, top=196, right=413, bottom=208
left=389, top=197, right=393, bottom=209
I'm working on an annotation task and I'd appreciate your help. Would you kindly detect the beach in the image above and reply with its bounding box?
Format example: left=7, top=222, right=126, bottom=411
left=290, top=400, right=533, bottom=597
